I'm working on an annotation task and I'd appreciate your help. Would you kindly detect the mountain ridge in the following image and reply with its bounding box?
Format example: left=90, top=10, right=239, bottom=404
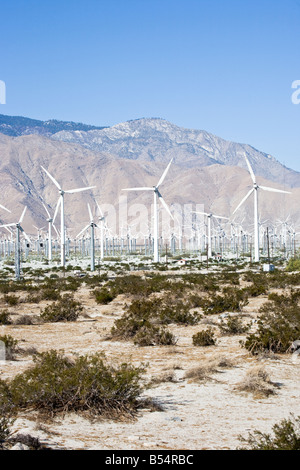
left=0, top=113, right=107, bottom=138
left=51, top=117, right=300, bottom=188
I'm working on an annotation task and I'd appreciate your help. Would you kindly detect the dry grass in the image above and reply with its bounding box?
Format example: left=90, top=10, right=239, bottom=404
left=184, top=355, right=236, bottom=383
left=235, top=365, right=278, bottom=398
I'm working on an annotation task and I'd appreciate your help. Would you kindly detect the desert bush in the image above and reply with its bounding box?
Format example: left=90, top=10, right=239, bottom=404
left=238, top=414, right=300, bottom=450
left=243, top=290, right=300, bottom=354
left=286, top=258, right=300, bottom=272
left=93, top=287, right=116, bottom=305
left=235, top=366, right=278, bottom=398
left=0, top=386, right=15, bottom=449
left=4, top=294, right=19, bottom=306
left=110, top=298, right=184, bottom=346
left=0, top=309, right=11, bottom=325
left=184, top=355, right=234, bottom=382
left=219, top=315, right=251, bottom=336
left=201, top=287, right=248, bottom=315
left=192, top=328, right=216, bottom=346
left=8, top=350, right=146, bottom=417
left=40, top=288, right=61, bottom=301
left=133, top=324, right=177, bottom=347
left=40, top=294, right=83, bottom=323
left=0, top=335, right=19, bottom=360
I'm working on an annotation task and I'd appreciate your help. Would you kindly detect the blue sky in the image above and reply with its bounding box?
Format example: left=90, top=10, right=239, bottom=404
left=1, top=0, right=300, bottom=171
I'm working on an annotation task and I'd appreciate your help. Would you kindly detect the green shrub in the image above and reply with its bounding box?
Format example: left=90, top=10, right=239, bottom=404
left=0, top=384, right=15, bottom=448
left=4, top=294, right=19, bottom=306
left=286, top=258, right=300, bottom=272
left=238, top=414, right=300, bottom=450
left=0, top=335, right=19, bottom=360
left=8, top=350, right=145, bottom=417
left=219, top=315, right=250, bottom=335
left=243, top=290, right=300, bottom=354
left=192, top=328, right=216, bottom=346
left=41, top=288, right=61, bottom=301
left=133, top=324, right=177, bottom=347
left=40, top=294, right=83, bottom=323
left=110, top=298, right=187, bottom=346
left=0, top=310, right=11, bottom=325
left=93, top=287, right=116, bottom=305
left=201, top=287, right=248, bottom=315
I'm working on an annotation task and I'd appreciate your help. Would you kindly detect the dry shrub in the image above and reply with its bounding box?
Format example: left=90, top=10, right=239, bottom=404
left=184, top=355, right=235, bottom=383
left=235, top=365, right=278, bottom=398
left=151, top=369, right=177, bottom=385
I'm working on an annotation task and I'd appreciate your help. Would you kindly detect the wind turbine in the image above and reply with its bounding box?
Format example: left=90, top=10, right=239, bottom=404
left=192, top=211, right=229, bottom=258
left=42, top=202, right=59, bottom=262
left=122, top=158, right=174, bottom=263
left=233, top=156, right=291, bottom=262
left=0, top=207, right=30, bottom=280
left=96, top=201, right=106, bottom=260
left=41, top=166, right=96, bottom=267
left=76, top=203, right=98, bottom=271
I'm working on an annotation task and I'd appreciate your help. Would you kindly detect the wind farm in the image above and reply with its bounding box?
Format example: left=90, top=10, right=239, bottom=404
left=0, top=116, right=300, bottom=452
left=0, top=150, right=296, bottom=278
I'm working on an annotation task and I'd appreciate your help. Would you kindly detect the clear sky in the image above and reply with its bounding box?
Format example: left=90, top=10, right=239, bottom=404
left=1, top=0, right=300, bottom=171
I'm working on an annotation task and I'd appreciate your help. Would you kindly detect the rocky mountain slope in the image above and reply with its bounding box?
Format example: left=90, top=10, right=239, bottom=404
left=0, top=131, right=298, bottom=237
left=0, top=114, right=298, bottom=237
left=52, top=118, right=300, bottom=188
left=0, top=114, right=106, bottom=137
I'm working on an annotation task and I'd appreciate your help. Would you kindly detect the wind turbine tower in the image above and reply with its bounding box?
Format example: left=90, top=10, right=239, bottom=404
left=123, top=158, right=174, bottom=263
left=41, top=166, right=95, bottom=267
left=233, top=156, right=291, bottom=262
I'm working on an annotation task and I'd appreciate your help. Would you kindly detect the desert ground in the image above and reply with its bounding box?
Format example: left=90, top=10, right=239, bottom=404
left=0, top=260, right=299, bottom=451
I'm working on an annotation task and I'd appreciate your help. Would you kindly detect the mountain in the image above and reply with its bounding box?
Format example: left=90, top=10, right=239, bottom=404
left=0, top=114, right=298, bottom=237
left=0, top=130, right=298, bottom=237
left=0, top=114, right=107, bottom=137
left=52, top=118, right=300, bottom=188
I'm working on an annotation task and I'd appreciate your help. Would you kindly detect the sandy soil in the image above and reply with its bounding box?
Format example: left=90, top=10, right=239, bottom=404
left=0, top=280, right=300, bottom=450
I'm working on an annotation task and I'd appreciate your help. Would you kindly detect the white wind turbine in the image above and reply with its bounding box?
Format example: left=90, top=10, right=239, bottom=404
left=233, top=156, right=291, bottom=262
left=76, top=203, right=98, bottom=271
left=0, top=206, right=30, bottom=280
left=41, top=166, right=96, bottom=267
left=42, top=202, right=59, bottom=262
left=122, top=158, right=174, bottom=263
left=192, top=211, right=229, bottom=258
left=96, top=201, right=106, bottom=260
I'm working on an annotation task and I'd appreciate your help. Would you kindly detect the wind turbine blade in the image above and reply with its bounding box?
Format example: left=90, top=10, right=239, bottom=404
left=233, top=188, right=254, bottom=214
left=41, top=166, right=62, bottom=190
left=191, top=211, right=210, bottom=217
left=76, top=224, right=90, bottom=239
left=64, top=186, right=96, bottom=194
left=211, top=215, right=229, bottom=220
left=87, top=203, right=94, bottom=223
left=0, top=223, right=16, bottom=228
left=157, top=191, right=174, bottom=220
left=19, top=226, right=31, bottom=242
left=42, top=202, right=51, bottom=218
left=53, top=198, right=61, bottom=224
left=52, top=224, right=59, bottom=236
left=0, top=204, right=11, bottom=213
left=244, top=156, right=256, bottom=184
left=260, top=185, right=291, bottom=195
left=96, top=201, right=104, bottom=218
left=19, top=206, right=27, bottom=224
left=156, top=158, right=173, bottom=188
left=122, top=187, right=153, bottom=191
